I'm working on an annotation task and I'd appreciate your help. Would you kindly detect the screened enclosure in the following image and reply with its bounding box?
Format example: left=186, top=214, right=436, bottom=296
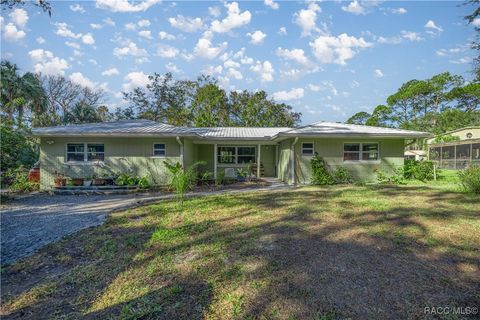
left=428, top=140, right=480, bottom=169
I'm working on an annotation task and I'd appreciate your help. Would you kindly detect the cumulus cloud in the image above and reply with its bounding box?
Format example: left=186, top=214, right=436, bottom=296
left=102, top=67, right=120, bottom=76
left=69, top=72, right=97, bottom=89
left=276, top=47, right=311, bottom=66
left=208, top=6, right=221, bottom=17
left=425, top=20, right=443, bottom=33
left=264, top=0, right=279, bottom=10
left=194, top=33, right=228, bottom=59
left=378, top=30, right=423, bottom=44
left=310, top=33, right=372, bottom=65
left=96, top=0, right=160, bottom=12
left=9, top=8, right=28, bottom=28
left=341, top=0, right=365, bottom=15
left=247, top=30, right=266, bottom=45
left=250, top=60, right=275, bottom=82
left=36, top=36, right=46, bottom=44
left=82, top=33, right=95, bottom=45
left=28, top=49, right=69, bottom=75
left=55, top=22, right=82, bottom=39
left=211, top=2, right=251, bottom=33
left=169, top=15, right=204, bottom=33
left=374, top=69, right=384, bottom=78
left=294, top=2, right=321, bottom=37
left=158, top=31, right=175, bottom=40
left=138, top=19, right=150, bottom=27
left=65, top=41, right=81, bottom=49
left=202, top=65, right=223, bottom=75
left=90, top=23, right=103, bottom=29
left=138, top=30, right=153, bottom=39
left=157, top=45, right=179, bottom=58
left=3, top=23, right=26, bottom=41
left=273, top=88, right=304, bottom=101
left=69, top=4, right=85, bottom=13
left=472, top=18, right=480, bottom=27
left=307, top=84, right=321, bottom=92
left=278, top=27, right=287, bottom=35
left=392, top=7, right=407, bottom=15
left=113, top=40, right=148, bottom=58
left=122, top=71, right=150, bottom=91
left=165, top=62, right=181, bottom=73
left=227, top=68, right=243, bottom=80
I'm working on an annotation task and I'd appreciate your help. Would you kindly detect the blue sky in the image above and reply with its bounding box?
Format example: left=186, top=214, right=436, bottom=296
left=1, top=0, right=477, bottom=124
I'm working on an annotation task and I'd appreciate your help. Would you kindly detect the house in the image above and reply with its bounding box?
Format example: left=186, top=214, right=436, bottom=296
left=32, top=120, right=430, bottom=189
left=427, top=126, right=480, bottom=169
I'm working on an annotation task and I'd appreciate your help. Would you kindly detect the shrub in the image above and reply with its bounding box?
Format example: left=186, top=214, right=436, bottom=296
left=138, top=176, right=150, bottom=188
left=164, top=161, right=205, bottom=203
left=376, top=168, right=405, bottom=185
left=5, top=166, right=39, bottom=193
left=458, top=166, right=480, bottom=194
left=333, top=167, right=353, bottom=184
left=403, top=159, right=435, bottom=182
left=115, top=173, right=136, bottom=186
left=310, top=155, right=335, bottom=185
left=215, top=170, right=226, bottom=186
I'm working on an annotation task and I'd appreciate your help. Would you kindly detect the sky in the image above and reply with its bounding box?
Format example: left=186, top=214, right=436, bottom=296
left=1, top=0, right=478, bottom=124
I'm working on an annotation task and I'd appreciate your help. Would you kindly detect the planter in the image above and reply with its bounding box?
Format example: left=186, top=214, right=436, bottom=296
left=104, top=178, right=114, bottom=185
left=71, top=178, right=84, bottom=186
left=54, top=178, right=67, bottom=187
left=93, top=178, right=106, bottom=186
left=84, top=180, right=92, bottom=187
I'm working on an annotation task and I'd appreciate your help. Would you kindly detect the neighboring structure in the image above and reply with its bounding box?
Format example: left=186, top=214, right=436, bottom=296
left=427, top=126, right=480, bottom=169
left=32, top=120, right=430, bottom=189
left=404, top=150, right=426, bottom=161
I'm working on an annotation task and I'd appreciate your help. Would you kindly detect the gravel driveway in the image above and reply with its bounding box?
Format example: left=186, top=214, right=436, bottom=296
left=0, top=193, right=167, bottom=265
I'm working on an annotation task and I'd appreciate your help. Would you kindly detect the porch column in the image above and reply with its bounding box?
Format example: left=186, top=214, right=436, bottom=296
left=214, top=143, right=217, bottom=179
left=257, top=144, right=261, bottom=178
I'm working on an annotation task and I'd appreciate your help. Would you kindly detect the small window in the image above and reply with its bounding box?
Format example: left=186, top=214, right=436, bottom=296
left=67, top=143, right=85, bottom=162
left=344, top=143, right=379, bottom=161
left=218, top=146, right=236, bottom=164
left=66, top=143, right=104, bottom=162
left=302, top=142, right=314, bottom=156
left=87, top=144, right=105, bottom=161
left=344, top=143, right=360, bottom=161
left=362, top=143, right=379, bottom=161
left=153, top=143, right=166, bottom=156
left=237, top=146, right=256, bottom=164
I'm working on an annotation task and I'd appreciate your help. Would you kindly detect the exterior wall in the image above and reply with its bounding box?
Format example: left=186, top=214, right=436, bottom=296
left=260, top=145, right=276, bottom=177
left=277, top=139, right=292, bottom=184
left=39, top=137, right=180, bottom=190
left=196, top=144, right=214, bottom=173
left=183, top=138, right=197, bottom=168
left=294, top=138, right=405, bottom=184
left=427, top=127, right=480, bottom=144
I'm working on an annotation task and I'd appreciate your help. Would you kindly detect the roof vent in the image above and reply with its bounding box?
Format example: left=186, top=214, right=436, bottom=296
left=466, top=132, right=473, bottom=139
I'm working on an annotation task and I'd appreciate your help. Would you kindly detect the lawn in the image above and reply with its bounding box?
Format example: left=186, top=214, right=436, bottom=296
left=1, top=184, right=479, bottom=319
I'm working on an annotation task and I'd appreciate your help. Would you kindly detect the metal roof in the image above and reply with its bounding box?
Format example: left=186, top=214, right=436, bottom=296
left=32, top=119, right=430, bottom=139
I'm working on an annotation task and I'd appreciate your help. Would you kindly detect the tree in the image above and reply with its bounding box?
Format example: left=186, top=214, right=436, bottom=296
left=63, top=102, right=102, bottom=124
left=190, top=78, right=230, bottom=127
left=464, top=0, right=480, bottom=80
left=365, top=105, right=392, bottom=127
left=113, top=105, right=136, bottom=120
left=1, top=0, right=51, bottom=16
left=447, top=82, right=480, bottom=111
left=0, top=116, right=37, bottom=173
left=346, top=111, right=371, bottom=125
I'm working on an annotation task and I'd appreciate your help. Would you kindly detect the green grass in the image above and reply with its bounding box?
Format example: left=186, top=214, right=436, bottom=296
left=1, top=184, right=479, bottom=320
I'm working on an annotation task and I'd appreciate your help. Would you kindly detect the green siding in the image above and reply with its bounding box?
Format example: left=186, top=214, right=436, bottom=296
left=294, top=138, right=405, bottom=184
left=277, top=139, right=293, bottom=184
left=39, top=137, right=180, bottom=190
left=260, top=145, right=276, bottom=177
left=196, top=144, right=214, bottom=173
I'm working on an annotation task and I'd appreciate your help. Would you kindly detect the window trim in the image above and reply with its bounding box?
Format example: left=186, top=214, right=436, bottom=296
left=65, top=142, right=105, bottom=164
left=152, top=143, right=167, bottom=157
left=217, top=145, right=257, bottom=165
left=301, top=142, right=314, bottom=156
left=343, top=142, right=380, bottom=162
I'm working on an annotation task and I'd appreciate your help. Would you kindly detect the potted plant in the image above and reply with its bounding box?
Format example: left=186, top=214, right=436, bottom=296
left=53, top=171, right=67, bottom=187
left=71, top=177, right=84, bottom=186
left=92, top=174, right=106, bottom=186
left=236, top=168, right=248, bottom=182
left=84, top=176, right=93, bottom=187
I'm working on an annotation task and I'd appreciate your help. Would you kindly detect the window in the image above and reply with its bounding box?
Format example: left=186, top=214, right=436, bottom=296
left=302, top=142, right=314, bottom=156
left=66, top=143, right=104, bottom=162
left=217, top=146, right=256, bottom=164
left=153, top=143, right=166, bottom=156
left=343, top=143, right=379, bottom=161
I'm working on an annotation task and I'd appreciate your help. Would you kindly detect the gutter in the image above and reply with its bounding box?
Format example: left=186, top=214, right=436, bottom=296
left=176, top=136, right=184, bottom=167
left=290, top=137, right=298, bottom=185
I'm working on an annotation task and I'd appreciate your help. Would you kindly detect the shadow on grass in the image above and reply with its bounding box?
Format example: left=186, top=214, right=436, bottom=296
left=1, top=185, right=479, bottom=319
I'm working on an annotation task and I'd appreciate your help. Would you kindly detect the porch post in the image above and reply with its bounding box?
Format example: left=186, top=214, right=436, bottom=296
left=257, top=144, right=261, bottom=178
left=214, top=143, right=217, bottom=179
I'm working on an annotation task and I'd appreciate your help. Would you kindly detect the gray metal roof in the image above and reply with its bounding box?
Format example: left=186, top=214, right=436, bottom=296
left=32, top=119, right=430, bottom=139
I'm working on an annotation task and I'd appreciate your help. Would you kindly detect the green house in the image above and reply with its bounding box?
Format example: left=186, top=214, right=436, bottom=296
left=32, top=120, right=430, bottom=189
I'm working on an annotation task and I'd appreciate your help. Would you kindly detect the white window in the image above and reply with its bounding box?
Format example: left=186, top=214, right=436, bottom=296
left=302, top=142, right=314, bottom=156
left=344, top=143, right=379, bottom=161
left=153, top=143, right=166, bottom=156
left=217, top=146, right=256, bottom=164
left=66, top=143, right=104, bottom=162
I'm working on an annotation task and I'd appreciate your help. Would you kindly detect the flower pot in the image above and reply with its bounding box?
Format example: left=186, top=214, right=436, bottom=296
left=84, top=180, right=92, bottom=187
left=54, top=178, right=67, bottom=187
left=93, top=178, right=106, bottom=186
left=71, top=178, right=84, bottom=186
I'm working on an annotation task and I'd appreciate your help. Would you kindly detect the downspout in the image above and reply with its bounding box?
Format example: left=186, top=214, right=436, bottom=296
left=176, top=136, right=184, bottom=167
left=290, top=137, right=298, bottom=185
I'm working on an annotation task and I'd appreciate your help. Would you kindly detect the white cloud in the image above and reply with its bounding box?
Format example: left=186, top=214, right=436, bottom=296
left=135, top=57, right=150, bottom=64
left=392, top=7, right=407, bottom=15
left=425, top=20, right=443, bottom=32
left=264, top=0, right=279, bottom=10
left=69, top=4, right=85, bottom=13
left=55, top=22, right=82, bottom=39
left=169, top=15, right=204, bottom=33
left=156, top=45, right=179, bottom=58
left=211, top=2, right=251, bottom=33
left=276, top=47, right=311, bottom=66
left=113, top=40, right=148, bottom=58
left=351, top=80, right=360, bottom=88
left=202, top=64, right=223, bottom=75
left=341, top=0, right=365, bottom=15
left=138, top=19, right=150, bottom=27
left=400, top=31, right=422, bottom=42
left=194, top=34, right=228, bottom=59
left=9, top=8, right=28, bottom=28
left=125, top=22, right=137, bottom=31
left=308, top=84, right=321, bottom=92
left=224, top=59, right=240, bottom=68
left=158, top=31, right=175, bottom=40
left=294, top=2, right=321, bottom=37
left=96, top=0, right=160, bottom=12
left=278, top=27, right=287, bottom=35
left=122, top=71, right=150, bottom=91
left=102, top=67, right=120, bottom=76
left=374, top=69, right=384, bottom=78
left=227, top=68, right=243, bottom=80
left=165, top=62, right=181, bottom=73
left=377, top=30, right=423, bottom=44
left=208, top=6, right=221, bottom=17
left=65, top=41, right=81, bottom=49
left=88, top=59, right=98, bottom=65
left=250, top=60, right=275, bottom=82
left=310, top=33, right=372, bottom=65
left=450, top=57, right=471, bottom=64
left=69, top=72, right=96, bottom=89
left=273, top=88, right=304, bottom=101
left=233, top=47, right=253, bottom=64
left=82, top=33, right=95, bottom=45
left=472, top=18, right=480, bottom=27
left=103, top=17, right=116, bottom=26
left=28, top=49, right=69, bottom=76
left=247, top=30, right=266, bottom=45
left=436, top=45, right=468, bottom=57
left=3, top=23, right=26, bottom=41
left=90, top=23, right=103, bottom=29
left=138, top=30, right=153, bottom=39
left=36, top=36, right=45, bottom=44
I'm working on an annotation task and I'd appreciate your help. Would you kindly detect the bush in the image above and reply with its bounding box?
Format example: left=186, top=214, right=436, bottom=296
left=333, top=167, right=353, bottom=184
left=403, top=159, right=435, bottom=182
left=311, top=155, right=335, bottom=185
left=376, top=168, right=405, bottom=185
left=458, top=166, right=480, bottom=194
left=164, top=161, right=205, bottom=203
left=5, top=166, right=39, bottom=193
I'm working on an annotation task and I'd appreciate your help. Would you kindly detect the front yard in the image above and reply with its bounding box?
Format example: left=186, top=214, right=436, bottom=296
left=1, top=183, right=479, bottom=319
